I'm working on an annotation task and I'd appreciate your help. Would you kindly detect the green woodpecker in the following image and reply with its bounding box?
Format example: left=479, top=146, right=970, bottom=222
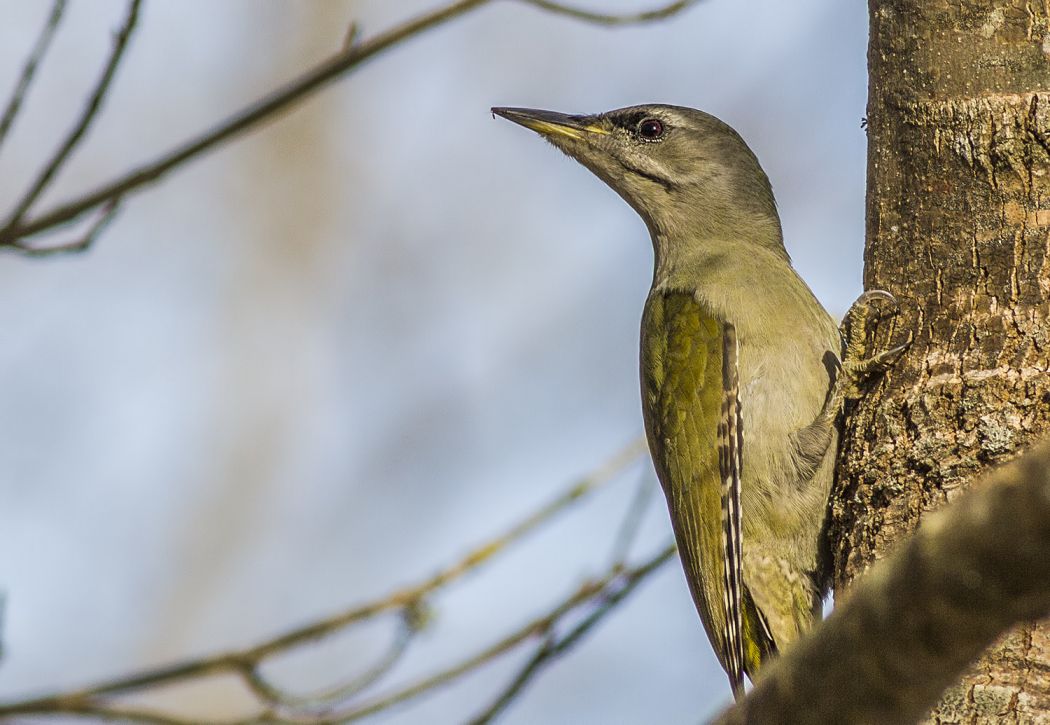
left=492, top=104, right=900, bottom=698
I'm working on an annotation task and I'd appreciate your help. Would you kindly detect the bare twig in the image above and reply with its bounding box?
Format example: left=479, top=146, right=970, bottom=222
left=243, top=437, right=645, bottom=661
left=245, top=605, right=422, bottom=711
left=339, top=543, right=676, bottom=723
left=0, top=438, right=645, bottom=721
left=606, top=468, right=658, bottom=569
left=517, top=0, right=697, bottom=26
left=5, top=0, right=141, bottom=227
left=468, top=543, right=676, bottom=725
left=465, top=468, right=667, bottom=725
left=314, top=617, right=414, bottom=703
left=53, top=543, right=671, bottom=725
left=0, top=0, right=701, bottom=252
left=0, top=0, right=68, bottom=151
left=12, top=199, right=121, bottom=257
left=8, top=703, right=202, bottom=725
left=0, top=0, right=490, bottom=251
left=342, top=21, right=361, bottom=51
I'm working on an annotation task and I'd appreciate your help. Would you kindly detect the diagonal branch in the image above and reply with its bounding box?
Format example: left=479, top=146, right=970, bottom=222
left=337, top=544, right=676, bottom=723
left=467, top=543, right=676, bottom=724
left=0, top=0, right=487, bottom=248
left=245, top=437, right=646, bottom=661
left=12, top=199, right=121, bottom=257
left=467, top=469, right=666, bottom=724
left=714, top=440, right=1050, bottom=725
left=518, top=0, right=697, bottom=25
left=0, top=0, right=68, bottom=151
left=0, top=439, right=645, bottom=722
left=5, top=0, right=141, bottom=226
left=0, top=0, right=701, bottom=252
left=606, top=468, right=658, bottom=568
left=243, top=606, right=422, bottom=712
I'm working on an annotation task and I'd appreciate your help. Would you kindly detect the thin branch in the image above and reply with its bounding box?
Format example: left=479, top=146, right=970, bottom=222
left=714, top=440, right=1050, bottom=725
left=0, top=0, right=486, bottom=247
left=517, top=0, right=697, bottom=26
left=606, top=468, right=658, bottom=569
left=0, top=701, right=210, bottom=725
left=1, top=491, right=665, bottom=725
left=5, top=0, right=141, bottom=226
left=0, top=0, right=701, bottom=251
left=245, top=607, right=419, bottom=711
left=338, top=544, right=676, bottom=723
left=342, top=21, right=361, bottom=52
left=313, top=619, right=413, bottom=703
left=245, top=437, right=646, bottom=660
left=468, top=543, right=676, bottom=724
left=468, top=470, right=667, bottom=724
left=335, top=583, right=606, bottom=722
left=12, top=199, right=121, bottom=257
left=0, top=438, right=645, bottom=720
left=0, top=0, right=67, bottom=150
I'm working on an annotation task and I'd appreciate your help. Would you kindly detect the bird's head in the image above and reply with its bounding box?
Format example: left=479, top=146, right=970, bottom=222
left=492, top=104, right=784, bottom=254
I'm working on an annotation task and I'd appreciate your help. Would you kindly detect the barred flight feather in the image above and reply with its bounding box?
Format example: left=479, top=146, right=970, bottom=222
left=718, top=321, right=745, bottom=700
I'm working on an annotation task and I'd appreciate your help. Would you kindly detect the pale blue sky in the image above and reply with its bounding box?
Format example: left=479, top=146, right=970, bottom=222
left=0, top=1, right=868, bottom=722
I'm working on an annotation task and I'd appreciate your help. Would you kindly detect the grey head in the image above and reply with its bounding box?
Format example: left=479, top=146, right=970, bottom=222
left=492, top=104, right=787, bottom=261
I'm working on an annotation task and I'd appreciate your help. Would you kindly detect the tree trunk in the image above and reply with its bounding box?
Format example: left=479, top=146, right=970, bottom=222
left=831, top=1, right=1050, bottom=721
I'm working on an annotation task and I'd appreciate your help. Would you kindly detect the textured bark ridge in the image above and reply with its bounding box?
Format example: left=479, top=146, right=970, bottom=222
left=832, top=1, right=1050, bottom=721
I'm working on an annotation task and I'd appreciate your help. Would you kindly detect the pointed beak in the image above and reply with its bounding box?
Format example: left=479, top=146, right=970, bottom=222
left=491, top=106, right=607, bottom=140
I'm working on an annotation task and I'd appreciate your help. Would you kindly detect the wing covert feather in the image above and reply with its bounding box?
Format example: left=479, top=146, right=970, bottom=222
left=641, top=292, right=774, bottom=694
left=641, top=292, right=726, bottom=656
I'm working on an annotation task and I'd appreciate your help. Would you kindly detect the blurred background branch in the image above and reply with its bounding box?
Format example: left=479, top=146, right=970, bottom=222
left=0, top=0, right=710, bottom=718
left=467, top=542, right=674, bottom=724
left=0, top=440, right=671, bottom=723
left=4, top=0, right=140, bottom=233
left=518, top=0, right=694, bottom=25
left=0, top=0, right=67, bottom=148
left=0, top=0, right=699, bottom=255
left=0, top=1, right=872, bottom=723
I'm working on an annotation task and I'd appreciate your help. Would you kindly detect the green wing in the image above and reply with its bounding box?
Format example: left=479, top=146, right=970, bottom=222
left=641, top=291, right=774, bottom=689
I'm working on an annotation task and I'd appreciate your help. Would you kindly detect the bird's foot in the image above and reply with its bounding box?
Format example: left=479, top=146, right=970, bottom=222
left=831, top=290, right=909, bottom=411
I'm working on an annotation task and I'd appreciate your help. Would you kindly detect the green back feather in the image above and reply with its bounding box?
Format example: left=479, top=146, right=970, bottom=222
left=641, top=290, right=775, bottom=682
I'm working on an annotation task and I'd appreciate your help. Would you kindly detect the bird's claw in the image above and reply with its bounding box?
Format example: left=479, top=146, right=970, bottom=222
left=854, top=289, right=897, bottom=307
left=834, top=289, right=909, bottom=407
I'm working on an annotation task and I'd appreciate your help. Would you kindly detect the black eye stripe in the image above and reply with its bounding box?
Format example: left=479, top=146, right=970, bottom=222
left=631, top=166, right=675, bottom=190
left=606, top=112, right=668, bottom=140
left=608, top=111, right=649, bottom=130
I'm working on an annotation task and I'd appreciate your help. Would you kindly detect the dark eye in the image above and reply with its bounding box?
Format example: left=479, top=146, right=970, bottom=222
left=637, top=118, right=664, bottom=140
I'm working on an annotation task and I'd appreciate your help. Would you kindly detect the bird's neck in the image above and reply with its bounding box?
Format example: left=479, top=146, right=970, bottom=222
left=649, top=228, right=802, bottom=327
left=646, top=194, right=786, bottom=275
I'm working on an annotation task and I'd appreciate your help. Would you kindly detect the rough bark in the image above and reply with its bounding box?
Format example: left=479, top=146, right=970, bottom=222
left=829, top=1, right=1050, bottom=721
left=715, top=442, right=1050, bottom=725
